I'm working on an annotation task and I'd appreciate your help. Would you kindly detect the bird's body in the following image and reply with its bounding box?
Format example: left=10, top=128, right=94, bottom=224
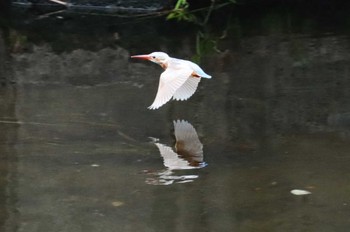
left=131, top=52, right=211, bottom=109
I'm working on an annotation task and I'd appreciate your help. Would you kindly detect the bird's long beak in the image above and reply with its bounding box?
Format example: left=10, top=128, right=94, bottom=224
left=130, top=54, right=151, bottom=60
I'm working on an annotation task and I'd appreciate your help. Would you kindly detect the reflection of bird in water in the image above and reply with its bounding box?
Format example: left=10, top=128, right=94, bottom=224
left=146, top=120, right=206, bottom=185
left=130, top=52, right=211, bottom=109
left=155, top=120, right=205, bottom=170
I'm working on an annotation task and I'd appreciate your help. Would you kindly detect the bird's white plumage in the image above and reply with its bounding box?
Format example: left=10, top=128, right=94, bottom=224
left=172, top=77, right=201, bottom=101
left=183, top=60, right=212, bottom=79
left=148, top=64, right=193, bottom=109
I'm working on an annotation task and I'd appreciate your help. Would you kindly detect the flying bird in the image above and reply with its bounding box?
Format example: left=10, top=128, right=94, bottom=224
left=131, top=52, right=211, bottom=109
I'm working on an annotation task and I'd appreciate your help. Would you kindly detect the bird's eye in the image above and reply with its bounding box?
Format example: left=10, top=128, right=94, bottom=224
left=152, top=56, right=156, bottom=59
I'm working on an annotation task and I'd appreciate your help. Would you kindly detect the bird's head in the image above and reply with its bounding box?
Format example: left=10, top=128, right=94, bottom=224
left=131, top=52, right=170, bottom=66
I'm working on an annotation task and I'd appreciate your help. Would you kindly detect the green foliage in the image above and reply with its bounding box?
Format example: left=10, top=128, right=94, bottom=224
left=166, top=0, right=197, bottom=22
left=193, top=32, right=220, bottom=63
left=167, top=0, right=236, bottom=63
left=167, top=0, right=236, bottom=24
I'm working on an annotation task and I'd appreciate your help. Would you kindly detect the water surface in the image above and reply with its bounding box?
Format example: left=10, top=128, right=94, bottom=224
left=1, top=6, right=350, bottom=232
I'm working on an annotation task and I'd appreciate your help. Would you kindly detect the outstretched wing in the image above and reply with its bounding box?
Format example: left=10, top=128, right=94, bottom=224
left=172, top=76, right=201, bottom=101
left=148, top=66, right=192, bottom=110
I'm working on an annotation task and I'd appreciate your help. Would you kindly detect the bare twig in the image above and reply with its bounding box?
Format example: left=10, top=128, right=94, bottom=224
left=48, top=0, right=68, bottom=6
left=37, top=9, right=66, bottom=19
left=203, top=0, right=215, bottom=25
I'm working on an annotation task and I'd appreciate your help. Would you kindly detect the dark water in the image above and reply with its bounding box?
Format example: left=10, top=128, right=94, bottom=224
left=1, top=5, right=350, bottom=232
